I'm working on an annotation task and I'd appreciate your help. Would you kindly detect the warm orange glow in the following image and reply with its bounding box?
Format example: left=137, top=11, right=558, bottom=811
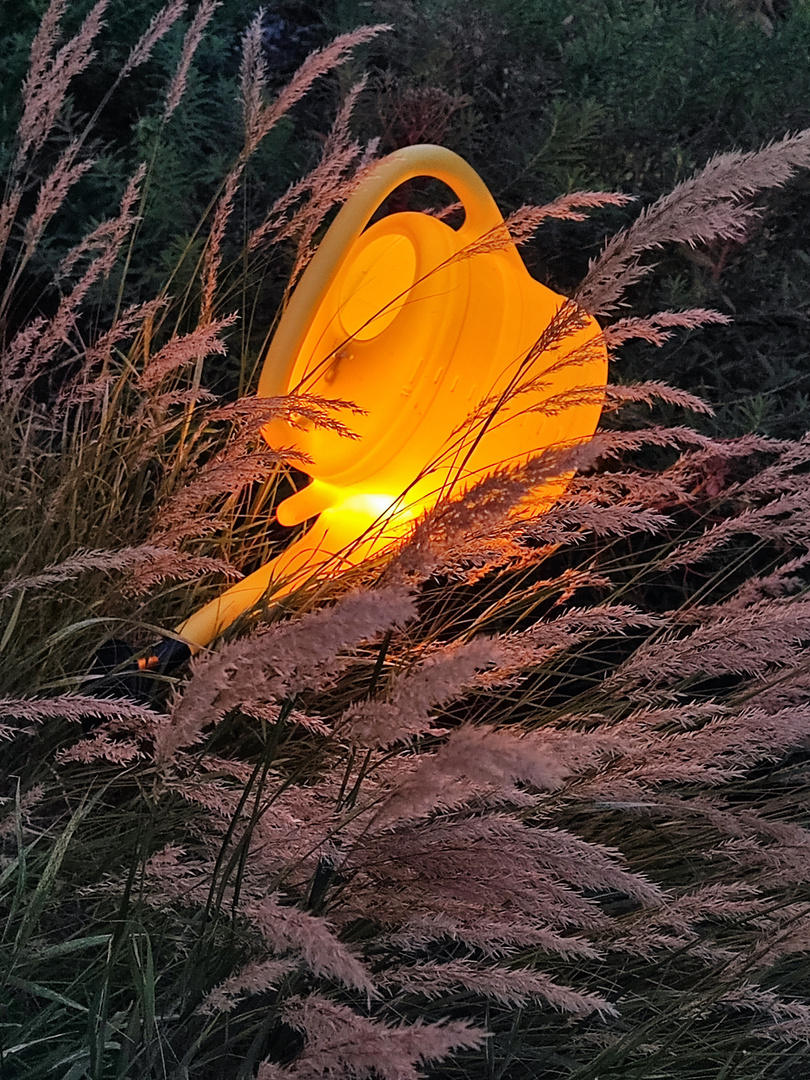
left=176, top=145, right=607, bottom=652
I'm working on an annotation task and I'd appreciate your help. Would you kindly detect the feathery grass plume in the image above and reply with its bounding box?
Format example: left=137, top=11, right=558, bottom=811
left=339, top=816, right=663, bottom=960
left=20, top=143, right=93, bottom=263
left=497, top=603, right=665, bottom=662
left=577, top=128, right=810, bottom=316
left=386, top=424, right=708, bottom=583
left=507, top=191, right=636, bottom=233
left=607, top=597, right=810, bottom=692
left=200, top=956, right=298, bottom=1014
left=248, top=75, right=379, bottom=259
left=579, top=425, right=711, bottom=463
left=355, top=887, right=615, bottom=958
left=752, top=908, right=810, bottom=967
left=720, top=986, right=810, bottom=1043
left=241, top=24, right=391, bottom=159
left=640, top=792, right=810, bottom=865
left=0, top=542, right=236, bottom=600
left=517, top=496, right=671, bottom=546
left=122, top=547, right=243, bottom=594
left=141, top=842, right=204, bottom=894
left=169, top=773, right=248, bottom=821
left=384, top=445, right=581, bottom=584
left=238, top=9, right=265, bottom=152
left=385, top=918, right=603, bottom=962
left=345, top=605, right=659, bottom=749
left=148, top=391, right=363, bottom=542
left=603, top=308, right=731, bottom=348
left=121, top=0, right=186, bottom=78
left=0, top=547, right=136, bottom=599
left=601, top=882, right=771, bottom=962
left=242, top=896, right=376, bottom=996
left=199, top=393, right=363, bottom=448
left=13, top=0, right=108, bottom=173
left=138, top=313, right=237, bottom=390
left=57, top=163, right=146, bottom=282
left=154, top=587, right=416, bottom=763
left=15, top=0, right=68, bottom=124
left=382, top=959, right=618, bottom=1016
left=200, top=21, right=389, bottom=325
left=369, top=725, right=621, bottom=825
left=657, top=433, right=792, bottom=506
left=606, top=703, right=810, bottom=785
left=729, top=551, right=810, bottom=608
left=3, top=164, right=147, bottom=393
left=0, top=185, right=22, bottom=266
left=603, top=378, right=715, bottom=414
left=57, top=732, right=143, bottom=764
left=219, top=702, right=332, bottom=736
left=663, top=490, right=810, bottom=568
left=164, top=0, right=219, bottom=120
left=450, top=193, right=635, bottom=265
left=729, top=431, right=810, bottom=495
left=720, top=833, right=810, bottom=885
left=342, top=636, right=500, bottom=747
left=199, top=165, right=242, bottom=327
left=287, top=84, right=381, bottom=283
left=55, top=296, right=168, bottom=409
left=566, top=464, right=691, bottom=505
left=0, top=693, right=159, bottom=738
left=457, top=461, right=685, bottom=573
left=150, top=448, right=305, bottom=545
left=258, top=994, right=485, bottom=1080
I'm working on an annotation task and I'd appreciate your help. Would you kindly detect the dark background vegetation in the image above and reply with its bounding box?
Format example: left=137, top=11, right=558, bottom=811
left=3, top=0, right=810, bottom=431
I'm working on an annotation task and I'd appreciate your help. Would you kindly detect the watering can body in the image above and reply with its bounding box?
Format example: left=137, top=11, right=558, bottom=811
left=175, top=145, right=607, bottom=653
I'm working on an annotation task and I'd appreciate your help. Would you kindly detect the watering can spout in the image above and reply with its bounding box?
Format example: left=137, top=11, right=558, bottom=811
left=174, top=501, right=403, bottom=652
left=168, top=144, right=607, bottom=655
left=276, top=479, right=344, bottom=526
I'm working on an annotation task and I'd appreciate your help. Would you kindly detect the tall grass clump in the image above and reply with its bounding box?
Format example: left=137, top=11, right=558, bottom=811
left=5, top=2, right=810, bottom=1078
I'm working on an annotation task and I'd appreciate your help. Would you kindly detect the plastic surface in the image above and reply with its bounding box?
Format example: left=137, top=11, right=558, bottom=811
left=176, top=144, right=607, bottom=652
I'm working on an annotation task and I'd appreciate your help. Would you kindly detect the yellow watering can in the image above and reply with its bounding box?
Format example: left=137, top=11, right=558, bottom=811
left=161, top=144, right=606, bottom=661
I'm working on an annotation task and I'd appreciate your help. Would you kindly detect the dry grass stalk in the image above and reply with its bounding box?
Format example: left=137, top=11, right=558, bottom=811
left=163, top=0, right=220, bottom=120
left=14, top=0, right=108, bottom=173
left=121, top=0, right=186, bottom=78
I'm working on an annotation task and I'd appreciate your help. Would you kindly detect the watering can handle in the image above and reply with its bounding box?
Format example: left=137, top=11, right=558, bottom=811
left=322, top=143, right=504, bottom=245
left=258, top=144, right=507, bottom=397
